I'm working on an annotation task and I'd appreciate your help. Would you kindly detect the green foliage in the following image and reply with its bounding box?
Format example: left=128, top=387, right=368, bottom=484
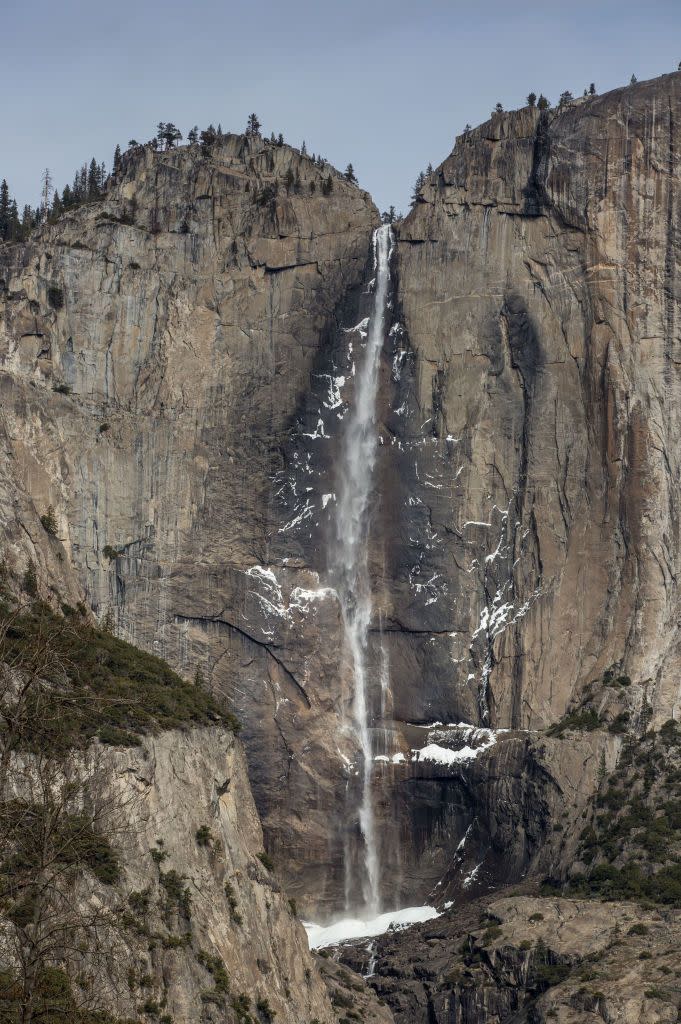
left=547, top=707, right=600, bottom=737
left=40, top=505, right=59, bottom=536
left=660, top=719, right=681, bottom=746
left=47, top=285, right=65, bottom=309
left=480, top=924, right=502, bottom=945
left=52, top=381, right=72, bottom=395
left=628, top=923, right=648, bottom=935
left=102, top=545, right=122, bottom=561
left=158, top=869, right=191, bottom=919
left=22, top=560, right=38, bottom=597
left=256, top=997, right=275, bottom=1021
left=231, top=993, right=253, bottom=1022
left=128, top=889, right=151, bottom=915
left=0, top=966, right=131, bottom=1023
left=609, top=712, right=630, bottom=734
left=1, top=602, right=239, bottom=752
left=0, top=800, right=119, bottom=891
left=564, top=861, right=681, bottom=906
left=195, top=825, right=212, bottom=847
left=224, top=880, right=242, bottom=925
left=197, top=951, right=230, bottom=994
left=257, top=851, right=274, bottom=872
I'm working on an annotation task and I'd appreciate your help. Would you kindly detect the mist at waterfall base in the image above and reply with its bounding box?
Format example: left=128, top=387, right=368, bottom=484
left=304, top=905, right=441, bottom=949
left=302, top=225, right=443, bottom=949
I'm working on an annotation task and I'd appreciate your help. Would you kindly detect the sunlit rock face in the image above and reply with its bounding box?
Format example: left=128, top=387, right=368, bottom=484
left=393, top=74, right=681, bottom=736
left=3, top=71, right=681, bottom=919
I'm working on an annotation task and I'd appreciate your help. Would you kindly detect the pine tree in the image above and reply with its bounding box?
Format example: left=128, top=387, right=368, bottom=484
left=426, top=163, right=433, bottom=175
left=40, top=505, right=58, bottom=536
left=7, top=200, right=20, bottom=241
left=301, top=140, right=307, bottom=156
left=411, top=171, right=426, bottom=206
left=589, top=83, right=596, bottom=95
left=187, top=126, right=198, bottom=144
left=21, top=205, right=34, bottom=238
left=630, top=74, right=637, bottom=85
left=494, top=102, right=503, bottom=114
left=49, top=192, right=62, bottom=223
left=200, top=125, right=217, bottom=149
left=527, top=92, right=537, bottom=107
left=41, top=168, right=53, bottom=219
left=246, top=113, right=261, bottom=138
left=87, top=158, right=99, bottom=200
left=284, top=168, right=295, bottom=192
left=277, top=133, right=284, bottom=147
left=537, top=94, right=550, bottom=111
left=321, top=175, right=333, bottom=196
left=0, top=179, right=9, bottom=241
left=23, top=559, right=37, bottom=597
left=344, top=163, right=358, bottom=184
left=113, top=144, right=122, bottom=173
left=157, top=122, right=182, bottom=149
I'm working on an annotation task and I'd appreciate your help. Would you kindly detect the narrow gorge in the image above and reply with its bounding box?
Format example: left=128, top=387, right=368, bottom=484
left=2, top=69, right=681, bottom=1024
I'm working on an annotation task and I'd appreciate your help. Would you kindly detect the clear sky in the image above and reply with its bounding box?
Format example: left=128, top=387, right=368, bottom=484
left=4, top=0, right=681, bottom=215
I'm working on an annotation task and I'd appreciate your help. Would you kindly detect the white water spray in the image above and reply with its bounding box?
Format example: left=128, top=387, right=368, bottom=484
left=333, top=223, right=393, bottom=917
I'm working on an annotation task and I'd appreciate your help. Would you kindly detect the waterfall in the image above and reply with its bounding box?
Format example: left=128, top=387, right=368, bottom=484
left=333, top=223, right=393, bottom=917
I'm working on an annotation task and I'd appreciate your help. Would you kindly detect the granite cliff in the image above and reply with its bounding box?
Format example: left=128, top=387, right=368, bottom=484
left=2, top=71, right=681, bottom=1021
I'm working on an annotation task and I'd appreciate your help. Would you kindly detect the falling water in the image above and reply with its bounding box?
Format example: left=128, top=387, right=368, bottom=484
left=333, top=223, right=393, bottom=917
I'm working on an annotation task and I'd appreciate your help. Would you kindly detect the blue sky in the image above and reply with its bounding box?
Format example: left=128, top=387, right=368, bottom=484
left=4, top=0, right=681, bottom=214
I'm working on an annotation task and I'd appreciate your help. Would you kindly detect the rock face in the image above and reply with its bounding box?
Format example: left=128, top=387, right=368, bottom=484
left=5, top=724, right=390, bottom=1024
left=0, top=136, right=380, bottom=912
left=340, top=893, right=681, bottom=1024
left=392, top=73, right=681, bottom=736
left=80, top=727, right=341, bottom=1024
left=2, top=72, right=681, bottom=919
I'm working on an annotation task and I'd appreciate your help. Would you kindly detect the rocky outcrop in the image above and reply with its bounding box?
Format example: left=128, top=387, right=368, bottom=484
left=340, top=894, right=681, bottom=1024
left=7, top=725, right=392, bottom=1024
left=91, top=726, right=340, bottom=1023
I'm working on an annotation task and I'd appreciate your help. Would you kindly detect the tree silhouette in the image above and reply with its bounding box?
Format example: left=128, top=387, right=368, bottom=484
left=246, top=113, right=261, bottom=138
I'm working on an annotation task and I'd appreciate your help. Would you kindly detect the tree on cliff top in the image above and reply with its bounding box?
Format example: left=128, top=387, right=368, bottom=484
left=344, top=163, right=358, bottom=184
left=246, top=113, right=261, bottom=138
left=411, top=171, right=426, bottom=206
left=156, top=122, right=182, bottom=150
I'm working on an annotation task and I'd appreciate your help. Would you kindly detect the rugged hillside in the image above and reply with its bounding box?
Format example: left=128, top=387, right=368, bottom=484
left=340, top=893, right=681, bottom=1024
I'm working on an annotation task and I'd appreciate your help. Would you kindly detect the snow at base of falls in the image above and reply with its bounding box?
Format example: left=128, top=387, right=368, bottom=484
left=303, top=905, right=441, bottom=949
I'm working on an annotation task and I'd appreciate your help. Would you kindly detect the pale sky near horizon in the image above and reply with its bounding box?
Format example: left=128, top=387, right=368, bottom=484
left=3, top=0, right=681, bottom=214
